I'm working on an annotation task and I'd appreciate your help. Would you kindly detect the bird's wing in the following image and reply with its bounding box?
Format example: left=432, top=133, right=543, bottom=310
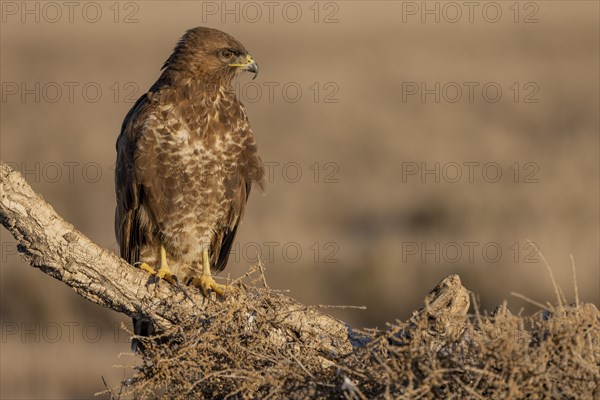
left=115, top=92, right=167, bottom=352
left=213, top=127, right=265, bottom=272
left=114, top=93, right=158, bottom=264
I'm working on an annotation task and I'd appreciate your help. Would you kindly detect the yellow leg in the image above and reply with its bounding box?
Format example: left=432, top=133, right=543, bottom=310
left=191, top=249, right=226, bottom=296
left=138, top=245, right=177, bottom=284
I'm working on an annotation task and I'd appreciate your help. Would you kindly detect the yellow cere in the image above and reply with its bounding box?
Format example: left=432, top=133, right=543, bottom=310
left=228, top=54, right=254, bottom=67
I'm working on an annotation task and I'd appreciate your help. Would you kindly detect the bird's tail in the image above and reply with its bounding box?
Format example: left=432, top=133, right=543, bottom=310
left=131, top=317, right=154, bottom=353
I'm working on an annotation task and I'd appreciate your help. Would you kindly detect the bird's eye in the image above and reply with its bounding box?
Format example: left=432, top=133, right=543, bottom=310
left=220, top=49, right=234, bottom=60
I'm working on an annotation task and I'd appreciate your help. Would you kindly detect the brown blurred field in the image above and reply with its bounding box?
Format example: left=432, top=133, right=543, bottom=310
left=1, top=1, right=598, bottom=398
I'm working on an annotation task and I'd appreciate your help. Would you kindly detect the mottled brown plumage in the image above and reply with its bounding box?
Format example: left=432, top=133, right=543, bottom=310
left=114, top=27, right=264, bottom=347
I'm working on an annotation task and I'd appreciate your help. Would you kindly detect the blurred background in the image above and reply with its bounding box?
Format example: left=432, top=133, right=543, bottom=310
left=1, top=1, right=598, bottom=398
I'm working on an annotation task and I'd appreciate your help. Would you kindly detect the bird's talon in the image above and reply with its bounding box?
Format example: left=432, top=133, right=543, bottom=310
left=138, top=262, right=177, bottom=285
left=191, top=275, right=226, bottom=297
left=156, top=269, right=178, bottom=285
left=139, top=262, right=156, bottom=275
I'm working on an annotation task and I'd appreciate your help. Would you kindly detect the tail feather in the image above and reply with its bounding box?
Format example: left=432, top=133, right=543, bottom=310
left=131, top=317, right=154, bottom=353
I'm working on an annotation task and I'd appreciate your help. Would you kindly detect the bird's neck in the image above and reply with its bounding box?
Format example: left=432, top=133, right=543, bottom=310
left=155, top=67, right=234, bottom=94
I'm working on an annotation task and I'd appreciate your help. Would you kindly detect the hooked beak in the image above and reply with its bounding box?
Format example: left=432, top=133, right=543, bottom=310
left=229, top=54, right=259, bottom=80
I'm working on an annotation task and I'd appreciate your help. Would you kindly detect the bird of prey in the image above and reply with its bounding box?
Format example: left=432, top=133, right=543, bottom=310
left=114, top=27, right=264, bottom=343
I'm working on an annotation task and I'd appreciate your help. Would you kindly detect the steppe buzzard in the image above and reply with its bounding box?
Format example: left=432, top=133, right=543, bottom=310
left=114, top=27, right=264, bottom=347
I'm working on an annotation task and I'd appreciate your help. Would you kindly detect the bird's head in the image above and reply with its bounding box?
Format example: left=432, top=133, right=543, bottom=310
left=161, top=27, right=258, bottom=87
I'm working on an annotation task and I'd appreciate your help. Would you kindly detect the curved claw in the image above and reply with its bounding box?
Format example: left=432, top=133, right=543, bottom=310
left=138, top=262, right=178, bottom=286
left=155, top=269, right=178, bottom=285
left=191, top=275, right=226, bottom=297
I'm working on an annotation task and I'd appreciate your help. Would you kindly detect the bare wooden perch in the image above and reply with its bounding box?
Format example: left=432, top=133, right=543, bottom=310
left=0, top=161, right=469, bottom=358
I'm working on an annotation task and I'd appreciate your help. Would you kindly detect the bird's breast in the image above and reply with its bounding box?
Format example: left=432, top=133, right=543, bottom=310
left=147, top=101, right=243, bottom=256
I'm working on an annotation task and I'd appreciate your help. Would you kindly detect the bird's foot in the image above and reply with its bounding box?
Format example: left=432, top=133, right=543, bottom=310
left=191, top=275, right=226, bottom=297
left=138, top=263, right=178, bottom=285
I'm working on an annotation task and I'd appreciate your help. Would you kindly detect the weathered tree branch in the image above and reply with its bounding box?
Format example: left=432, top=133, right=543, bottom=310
left=0, top=161, right=469, bottom=360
